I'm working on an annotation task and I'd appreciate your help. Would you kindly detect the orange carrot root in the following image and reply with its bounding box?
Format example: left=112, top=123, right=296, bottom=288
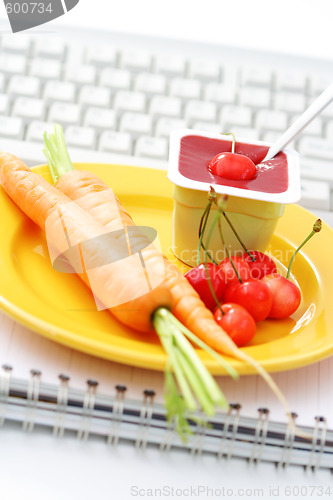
left=0, top=153, right=173, bottom=333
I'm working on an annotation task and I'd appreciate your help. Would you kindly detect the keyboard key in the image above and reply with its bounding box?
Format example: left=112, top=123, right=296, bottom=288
left=7, top=75, right=41, bottom=98
left=84, top=108, right=116, bottom=131
left=274, top=91, right=306, bottom=114
left=0, top=74, right=4, bottom=92
left=135, top=136, right=168, bottom=160
left=30, top=58, right=61, bottom=80
left=86, top=45, right=117, bottom=67
left=113, top=91, right=146, bottom=113
left=220, top=105, right=252, bottom=128
left=0, top=94, right=9, bottom=114
left=149, top=95, right=182, bottom=118
left=325, top=120, right=333, bottom=139
left=227, top=126, right=259, bottom=141
left=1, top=36, right=30, bottom=54
left=221, top=66, right=239, bottom=88
left=119, top=112, right=152, bottom=136
left=134, top=73, right=166, bottom=95
left=184, top=100, right=217, bottom=124
left=309, top=75, right=333, bottom=96
left=153, top=55, right=185, bottom=77
left=34, top=38, right=65, bottom=59
left=48, top=102, right=81, bottom=125
left=300, top=179, right=330, bottom=211
left=64, top=65, right=96, bottom=85
left=204, top=83, right=236, bottom=105
left=65, top=126, right=96, bottom=149
left=0, top=116, right=23, bottom=139
left=78, top=85, right=111, bottom=108
left=275, top=71, right=307, bottom=92
left=239, top=87, right=271, bottom=109
left=321, top=103, right=333, bottom=120
left=43, top=80, right=76, bottom=103
left=99, top=131, right=132, bottom=154
left=99, top=68, right=131, bottom=90
left=192, top=122, right=222, bottom=133
left=155, top=117, right=187, bottom=138
left=188, top=60, right=220, bottom=81
left=169, top=78, right=201, bottom=100
left=26, top=121, right=55, bottom=143
left=262, top=131, right=285, bottom=144
left=290, top=114, right=322, bottom=137
left=12, top=97, right=45, bottom=121
left=120, top=50, right=151, bottom=72
left=255, top=109, right=288, bottom=133
left=241, top=67, right=272, bottom=87
left=300, top=157, right=333, bottom=185
left=0, top=54, right=26, bottom=75
left=299, top=137, right=333, bottom=161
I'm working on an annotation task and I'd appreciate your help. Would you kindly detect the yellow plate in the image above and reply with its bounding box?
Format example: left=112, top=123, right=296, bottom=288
left=0, top=163, right=332, bottom=375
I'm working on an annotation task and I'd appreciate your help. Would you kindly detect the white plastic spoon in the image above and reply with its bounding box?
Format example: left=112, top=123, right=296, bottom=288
left=262, top=82, right=333, bottom=162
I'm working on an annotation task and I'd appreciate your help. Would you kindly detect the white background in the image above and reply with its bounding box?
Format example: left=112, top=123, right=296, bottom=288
left=58, top=0, right=333, bottom=60
left=0, top=0, right=333, bottom=59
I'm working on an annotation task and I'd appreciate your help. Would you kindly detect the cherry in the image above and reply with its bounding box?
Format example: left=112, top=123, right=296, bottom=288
left=261, top=219, right=322, bottom=319
left=209, top=152, right=257, bottom=180
left=261, top=273, right=301, bottom=319
left=218, top=256, right=251, bottom=287
left=242, top=250, right=277, bottom=280
left=214, top=303, right=256, bottom=347
left=224, top=279, right=273, bottom=322
left=185, top=262, right=226, bottom=311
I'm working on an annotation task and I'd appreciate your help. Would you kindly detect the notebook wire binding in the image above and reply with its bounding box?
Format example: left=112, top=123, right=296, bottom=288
left=0, top=364, right=332, bottom=470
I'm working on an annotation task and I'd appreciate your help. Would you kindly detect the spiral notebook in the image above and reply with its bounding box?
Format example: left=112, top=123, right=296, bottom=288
left=0, top=309, right=333, bottom=471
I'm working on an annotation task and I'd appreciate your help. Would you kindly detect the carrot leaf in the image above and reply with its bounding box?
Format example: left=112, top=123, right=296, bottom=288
left=43, top=124, right=75, bottom=183
left=153, top=307, right=234, bottom=438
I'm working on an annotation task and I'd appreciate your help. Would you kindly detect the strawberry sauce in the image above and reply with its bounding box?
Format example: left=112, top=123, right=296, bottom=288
left=178, top=135, right=289, bottom=193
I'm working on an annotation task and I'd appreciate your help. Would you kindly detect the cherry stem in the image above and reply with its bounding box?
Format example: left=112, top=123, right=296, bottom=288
left=218, top=208, right=255, bottom=262
left=223, top=132, right=236, bottom=154
left=197, top=201, right=218, bottom=266
left=209, top=197, right=243, bottom=284
left=286, top=219, right=322, bottom=279
left=217, top=213, right=243, bottom=284
left=203, top=207, right=225, bottom=313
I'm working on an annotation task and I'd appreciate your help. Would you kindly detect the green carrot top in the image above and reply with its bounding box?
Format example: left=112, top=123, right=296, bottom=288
left=43, top=124, right=75, bottom=183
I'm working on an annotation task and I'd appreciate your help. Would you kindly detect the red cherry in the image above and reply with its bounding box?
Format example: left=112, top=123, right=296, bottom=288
left=224, top=279, right=273, bottom=322
left=185, top=263, right=226, bottom=311
left=242, top=250, right=277, bottom=280
left=261, top=273, right=301, bottom=319
left=218, top=256, right=251, bottom=288
left=214, top=303, right=256, bottom=347
left=209, top=152, right=257, bottom=180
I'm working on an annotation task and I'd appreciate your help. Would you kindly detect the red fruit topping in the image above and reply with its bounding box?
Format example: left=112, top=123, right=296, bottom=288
left=209, top=152, right=257, bottom=181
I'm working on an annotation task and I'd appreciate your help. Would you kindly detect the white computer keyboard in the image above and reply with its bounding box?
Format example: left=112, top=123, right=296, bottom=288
left=0, top=24, right=333, bottom=223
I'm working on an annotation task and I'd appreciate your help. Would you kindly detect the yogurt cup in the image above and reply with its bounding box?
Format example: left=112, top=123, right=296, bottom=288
left=167, top=129, right=301, bottom=267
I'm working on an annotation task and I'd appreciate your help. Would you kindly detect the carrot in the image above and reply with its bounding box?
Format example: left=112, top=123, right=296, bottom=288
left=42, top=125, right=295, bottom=428
left=0, top=153, right=173, bottom=333
left=0, top=149, right=239, bottom=439
left=53, top=168, right=240, bottom=356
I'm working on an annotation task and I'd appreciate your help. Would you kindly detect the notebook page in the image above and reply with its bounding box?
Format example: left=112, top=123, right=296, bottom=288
left=1, top=308, right=332, bottom=429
